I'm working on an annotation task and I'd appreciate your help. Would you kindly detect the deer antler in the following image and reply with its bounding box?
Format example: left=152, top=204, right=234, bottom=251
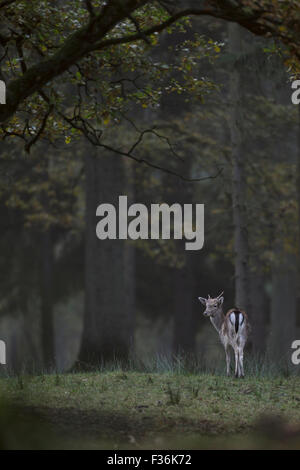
left=217, top=291, right=224, bottom=299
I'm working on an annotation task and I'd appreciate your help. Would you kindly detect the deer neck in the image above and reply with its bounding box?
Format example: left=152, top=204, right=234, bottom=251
left=210, top=307, right=225, bottom=333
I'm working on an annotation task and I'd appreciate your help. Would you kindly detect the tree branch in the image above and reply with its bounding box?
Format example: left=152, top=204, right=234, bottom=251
left=0, top=0, right=19, bottom=9
left=0, top=0, right=297, bottom=125
left=95, top=5, right=270, bottom=50
left=25, top=104, right=53, bottom=153
left=0, top=0, right=148, bottom=123
left=84, top=0, right=95, bottom=17
left=59, top=111, right=223, bottom=183
left=128, top=13, right=151, bottom=44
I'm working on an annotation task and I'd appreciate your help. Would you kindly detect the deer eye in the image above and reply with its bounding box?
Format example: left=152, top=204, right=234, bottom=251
left=214, top=304, right=217, bottom=307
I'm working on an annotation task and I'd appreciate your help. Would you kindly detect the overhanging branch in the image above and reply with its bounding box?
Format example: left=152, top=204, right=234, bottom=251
left=59, top=111, right=223, bottom=183
left=0, top=0, right=297, bottom=125
left=0, top=0, right=19, bottom=8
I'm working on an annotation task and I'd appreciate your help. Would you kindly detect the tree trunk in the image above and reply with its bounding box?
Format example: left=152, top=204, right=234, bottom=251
left=228, top=23, right=250, bottom=312
left=297, top=105, right=300, bottom=335
left=78, top=149, right=135, bottom=367
left=268, top=250, right=297, bottom=365
left=169, top=155, right=198, bottom=356
left=249, top=270, right=267, bottom=355
left=172, top=254, right=197, bottom=356
left=40, top=228, right=55, bottom=369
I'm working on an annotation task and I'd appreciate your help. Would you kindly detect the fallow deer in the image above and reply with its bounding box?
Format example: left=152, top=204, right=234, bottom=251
left=198, top=292, right=250, bottom=378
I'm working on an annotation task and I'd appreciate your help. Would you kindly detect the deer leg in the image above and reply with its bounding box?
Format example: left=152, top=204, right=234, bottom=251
left=224, top=344, right=231, bottom=376
left=238, top=346, right=244, bottom=378
left=234, top=347, right=240, bottom=378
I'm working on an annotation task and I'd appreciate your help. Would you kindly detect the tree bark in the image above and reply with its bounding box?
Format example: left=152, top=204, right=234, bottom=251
left=228, top=23, right=250, bottom=312
left=168, top=155, right=198, bottom=356
left=172, top=255, right=198, bottom=356
left=298, top=105, right=300, bottom=258
left=296, top=102, right=300, bottom=343
left=268, top=250, right=297, bottom=364
left=249, top=270, right=267, bottom=356
left=77, top=148, right=135, bottom=367
left=296, top=105, right=300, bottom=332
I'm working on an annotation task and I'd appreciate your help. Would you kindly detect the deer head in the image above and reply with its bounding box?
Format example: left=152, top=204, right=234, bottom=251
left=198, top=292, right=224, bottom=317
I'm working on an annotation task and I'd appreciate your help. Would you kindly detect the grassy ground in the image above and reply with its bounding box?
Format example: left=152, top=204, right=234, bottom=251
left=1, top=370, right=300, bottom=449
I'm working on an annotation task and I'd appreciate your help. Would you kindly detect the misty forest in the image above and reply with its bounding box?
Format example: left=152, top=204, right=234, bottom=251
left=1, top=0, right=300, bottom=450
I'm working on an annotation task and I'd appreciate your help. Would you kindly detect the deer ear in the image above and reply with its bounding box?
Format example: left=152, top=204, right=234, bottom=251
left=198, top=297, right=206, bottom=305
left=218, top=296, right=224, bottom=305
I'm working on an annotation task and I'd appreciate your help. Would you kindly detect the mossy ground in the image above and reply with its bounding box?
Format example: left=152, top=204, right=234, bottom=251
left=1, top=371, right=300, bottom=449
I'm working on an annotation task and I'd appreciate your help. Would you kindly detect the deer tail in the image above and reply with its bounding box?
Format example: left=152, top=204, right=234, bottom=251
left=230, top=311, right=244, bottom=334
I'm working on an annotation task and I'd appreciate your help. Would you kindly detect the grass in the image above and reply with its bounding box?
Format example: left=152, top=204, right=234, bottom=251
left=1, top=368, right=300, bottom=449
